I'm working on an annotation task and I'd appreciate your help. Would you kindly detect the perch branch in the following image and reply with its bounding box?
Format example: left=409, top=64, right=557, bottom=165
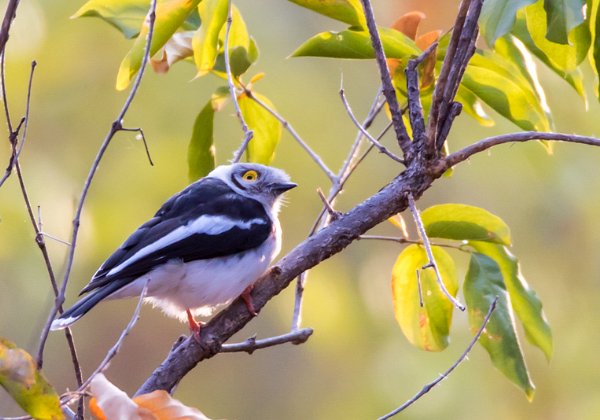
left=378, top=297, right=498, bottom=419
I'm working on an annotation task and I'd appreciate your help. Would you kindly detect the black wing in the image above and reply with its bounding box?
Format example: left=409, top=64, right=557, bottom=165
left=80, top=177, right=272, bottom=295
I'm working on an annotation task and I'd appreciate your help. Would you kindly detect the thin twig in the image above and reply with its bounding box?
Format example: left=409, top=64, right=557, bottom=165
left=339, top=86, right=404, bottom=164
left=41, top=0, right=157, bottom=364
left=444, top=131, right=600, bottom=168
left=378, top=297, right=498, bottom=419
left=316, top=188, right=341, bottom=221
left=416, top=269, right=424, bottom=307
left=62, top=282, right=149, bottom=407
left=221, top=328, right=313, bottom=354
left=358, top=0, right=411, bottom=157
left=407, top=193, right=465, bottom=311
left=0, top=0, right=19, bottom=56
left=120, top=127, right=154, bottom=166
left=291, top=90, right=386, bottom=331
left=226, top=2, right=253, bottom=163
left=246, top=90, right=336, bottom=181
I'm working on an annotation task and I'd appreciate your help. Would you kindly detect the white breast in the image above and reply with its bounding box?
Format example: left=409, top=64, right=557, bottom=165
left=109, top=223, right=281, bottom=322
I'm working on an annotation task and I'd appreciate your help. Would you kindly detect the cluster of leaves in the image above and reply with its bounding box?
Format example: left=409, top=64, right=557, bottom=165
left=390, top=204, right=551, bottom=398
left=74, top=0, right=282, bottom=180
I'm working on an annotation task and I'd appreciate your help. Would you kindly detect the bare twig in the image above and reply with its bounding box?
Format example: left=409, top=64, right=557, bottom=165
left=444, top=131, right=600, bottom=168
left=42, top=0, right=158, bottom=363
left=226, top=3, right=254, bottom=163
left=416, top=269, right=424, bottom=307
left=221, top=328, right=313, bottom=354
left=407, top=193, right=465, bottom=311
left=358, top=0, right=411, bottom=156
left=316, top=188, right=341, bottom=222
left=339, top=86, right=404, bottom=164
left=0, top=0, right=19, bottom=56
left=63, top=282, right=149, bottom=407
left=378, top=297, right=498, bottom=419
left=246, top=90, right=336, bottom=181
left=120, top=127, right=154, bottom=166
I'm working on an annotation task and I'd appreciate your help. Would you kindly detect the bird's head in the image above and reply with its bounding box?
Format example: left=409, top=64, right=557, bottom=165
left=209, top=163, right=297, bottom=209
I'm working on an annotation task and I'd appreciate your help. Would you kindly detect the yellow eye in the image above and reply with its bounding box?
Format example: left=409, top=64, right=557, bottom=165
left=242, top=170, right=258, bottom=182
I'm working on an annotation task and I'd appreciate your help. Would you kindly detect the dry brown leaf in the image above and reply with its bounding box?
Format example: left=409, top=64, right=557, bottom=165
left=151, top=31, right=194, bottom=74
left=390, top=11, right=426, bottom=40
left=135, top=390, right=211, bottom=420
left=415, top=30, right=441, bottom=88
left=89, top=374, right=211, bottom=420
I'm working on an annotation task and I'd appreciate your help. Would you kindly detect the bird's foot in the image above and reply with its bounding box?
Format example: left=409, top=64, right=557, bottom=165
left=241, top=285, right=258, bottom=317
left=186, top=309, right=204, bottom=343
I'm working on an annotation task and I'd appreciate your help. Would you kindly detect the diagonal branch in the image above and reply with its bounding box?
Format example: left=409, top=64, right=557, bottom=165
left=358, top=0, right=411, bottom=158
left=378, top=297, right=498, bottom=419
left=136, top=158, right=448, bottom=396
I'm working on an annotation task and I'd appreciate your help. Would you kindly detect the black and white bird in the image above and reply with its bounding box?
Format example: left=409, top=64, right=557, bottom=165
left=50, top=163, right=296, bottom=334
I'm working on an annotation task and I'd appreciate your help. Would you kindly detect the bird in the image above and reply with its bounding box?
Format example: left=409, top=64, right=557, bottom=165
left=50, top=163, right=296, bottom=336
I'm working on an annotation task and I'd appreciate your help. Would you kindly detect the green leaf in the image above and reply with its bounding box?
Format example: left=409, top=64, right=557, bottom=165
left=511, top=8, right=588, bottom=100
left=456, top=85, right=495, bottom=127
left=287, top=0, right=365, bottom=27
left=479, top=0, right=537, bottom=47
left=72, top=0, right=152, bottom=39
left=422, top=203, right=512, bottom=246
left=116, top=0, right=201, bottom=90
left=0, top=338, right=63, bottom=420
left=239, top=92, right=282, bottom=165
left=463, top=51, right=552, bottom=132
left=469, top=242, right=553, bottom=361
left=543, top=0, right=585, bottom=44
left=391, top=245, right=458, bottom=352
left=291, top=27, right=420, bottom=59
left=192, top=0, right=228, bottom=76
left=464, top=254, right=535, bottom=400
left=187, top=101, right=216, bottom=182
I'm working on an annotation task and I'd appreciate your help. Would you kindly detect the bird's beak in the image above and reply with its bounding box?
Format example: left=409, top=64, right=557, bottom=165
left=271, top=182, right=297, bottom=195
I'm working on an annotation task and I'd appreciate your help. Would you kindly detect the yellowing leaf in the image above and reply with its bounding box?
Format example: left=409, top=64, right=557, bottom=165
left=193, top=0, right=228, bottom=76
left=0, top=338, right=63, bottom=420
left=391, top=245, right=458, bottom=352
left=239, top=92, right=282, bottom=165
left=89, top=373, right=210, bottom=420
left=388, top=214, right=409, bottom=238
left=116, top=0, right=201, bottom=90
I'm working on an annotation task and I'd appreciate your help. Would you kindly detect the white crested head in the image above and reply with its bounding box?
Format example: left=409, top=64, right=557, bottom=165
left=208, top=163, right=296, bottom=210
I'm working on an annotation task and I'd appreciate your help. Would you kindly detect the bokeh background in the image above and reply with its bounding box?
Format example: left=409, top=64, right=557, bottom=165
left=1, top=0, right=600, bottom=418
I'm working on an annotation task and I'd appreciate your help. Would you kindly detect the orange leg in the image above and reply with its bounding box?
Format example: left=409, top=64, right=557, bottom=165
left=186, top=309, right=203, bottom=343
left=241, top=285, right=258, bottom=316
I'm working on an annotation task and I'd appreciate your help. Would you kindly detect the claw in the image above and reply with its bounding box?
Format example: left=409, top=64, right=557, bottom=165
left=186, top=309, right=203, bottom=343
left=241, top=285, right=258, bottom=316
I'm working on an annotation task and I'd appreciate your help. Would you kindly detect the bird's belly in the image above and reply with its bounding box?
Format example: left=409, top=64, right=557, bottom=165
left=138, top=237, right=277, bottom=321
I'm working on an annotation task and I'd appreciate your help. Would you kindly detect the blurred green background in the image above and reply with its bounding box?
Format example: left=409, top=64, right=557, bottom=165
left=1, top=0, right=600, bottom=418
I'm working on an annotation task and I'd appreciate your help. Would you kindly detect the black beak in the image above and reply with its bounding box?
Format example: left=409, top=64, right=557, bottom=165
left=271, top=182, right=297, bottom=195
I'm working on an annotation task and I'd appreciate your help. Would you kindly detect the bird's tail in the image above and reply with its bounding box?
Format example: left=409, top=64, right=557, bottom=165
left=50, top=280, right=129, bottom=330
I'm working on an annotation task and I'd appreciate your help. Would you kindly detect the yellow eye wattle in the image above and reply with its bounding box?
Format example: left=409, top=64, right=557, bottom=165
left=242, top=170, right=258, bottom=182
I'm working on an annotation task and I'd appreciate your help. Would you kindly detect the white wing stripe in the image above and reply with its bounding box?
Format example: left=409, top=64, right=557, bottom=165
left=107, top=215, right=267, bottom=276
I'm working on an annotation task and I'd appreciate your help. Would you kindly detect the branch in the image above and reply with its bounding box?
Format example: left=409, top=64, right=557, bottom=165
left=407, top=193, right=465, bottom=311
left=444, top=131, right=600, bottom=167
left=358, top=0, right=411, bottom=157
left=136, top=158, right=448, bottom=395
left=378, top=297, right=498, bottom=419
left=226, top=3, right=254, bottom=163
left=426, top=0, right=482, bottom=153
left=41, top=0, right=157, bottom=364
left=246, top=90, right=336, bottom=181
left=0, top=0, right=19, bottom=56
left=339, top=86, right=404, bottom=164
left=220, top=328, right=313, bottom=354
